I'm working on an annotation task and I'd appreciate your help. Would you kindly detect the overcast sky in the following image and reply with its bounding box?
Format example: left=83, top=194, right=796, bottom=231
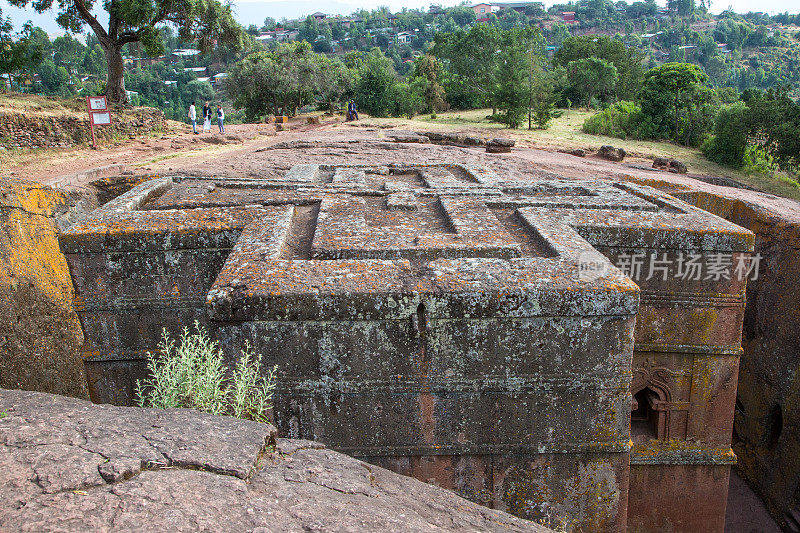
left=3, top=0, right=799, bottom=37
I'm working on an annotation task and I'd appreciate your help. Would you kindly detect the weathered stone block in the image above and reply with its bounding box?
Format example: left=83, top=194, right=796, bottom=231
left=486, top=144, right=512, bottom=153
left=487, top=138, right=515, bottom=153
left=59, top=164, right=754, bottom=531
left=0, top=388, right=547, bottom=532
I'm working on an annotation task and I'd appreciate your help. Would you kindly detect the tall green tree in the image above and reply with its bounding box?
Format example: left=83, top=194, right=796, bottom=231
left=529, top=66, right=562, bottom=129
left=640, top=62, right=708, bottom=141
left=227, top=41, right=352, bottom=120
left=703, top=102, right=749, bottom=167
left=446, top=5, right=477, bottom=26
left=82, top=44, right=106, bottom=78
left=298, top=16, right=320, bottom=43
left=390, top=78, right=426, bottom=119
left=567, top=57, right=618, bottom=108
left=52, top=35, right=84, bottom=78
left=553, top=35, right=645, bottom=100
left=0, top=13, right=43, bottom=90
left=262, top=17, right=276, bottom=31
left=744, top=87, right=800, bottom=170
left=411, top=54, right=447, bottom=114
left=495, top=27, right=531, bottom=128
left=354, top=49, right=398, bottom=117
left=37, top=60, right=69, bottom=93
left=434, top=23, right=502, bottom=112
left=8, top=0, right=243, bottom=104
left=523, top=28, right=551, bottom=129
left=668, top=0, right=695, bottom=17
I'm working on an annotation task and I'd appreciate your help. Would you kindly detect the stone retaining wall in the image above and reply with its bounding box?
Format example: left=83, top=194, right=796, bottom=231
left=0, top=107, right=166, bottom=149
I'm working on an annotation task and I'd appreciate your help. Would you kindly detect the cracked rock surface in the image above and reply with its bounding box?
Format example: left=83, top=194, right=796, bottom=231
left=0, top=389, right=549, bottom=532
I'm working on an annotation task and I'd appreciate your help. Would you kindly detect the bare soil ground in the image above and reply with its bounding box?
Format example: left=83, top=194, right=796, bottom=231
left=727, top=471, right=781, bottom=533
left=6, top=113, right=799, bottom=217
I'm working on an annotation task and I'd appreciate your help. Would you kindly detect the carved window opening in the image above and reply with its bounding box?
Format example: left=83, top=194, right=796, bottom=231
left=631, top=387, right=661, bottom=440
left=631, top=360, right=676, bottom=443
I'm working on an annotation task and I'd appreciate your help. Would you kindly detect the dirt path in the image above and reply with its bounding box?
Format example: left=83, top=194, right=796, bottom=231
left=4, top=118, right=337, bottom=186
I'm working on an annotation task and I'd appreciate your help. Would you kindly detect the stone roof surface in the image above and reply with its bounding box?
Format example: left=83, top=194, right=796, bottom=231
left=0, top=388, right=550, bottom=532
left=59, top=164, right=752, bottom=325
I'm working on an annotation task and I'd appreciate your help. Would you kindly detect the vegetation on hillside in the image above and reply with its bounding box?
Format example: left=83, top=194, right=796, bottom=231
left=2, top=0, right=799, bottom=179
left=6, top=0, right=242, bottom=104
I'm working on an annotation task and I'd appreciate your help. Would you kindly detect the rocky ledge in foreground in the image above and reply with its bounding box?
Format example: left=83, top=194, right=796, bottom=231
left=0, top=389, right=549, bottom=532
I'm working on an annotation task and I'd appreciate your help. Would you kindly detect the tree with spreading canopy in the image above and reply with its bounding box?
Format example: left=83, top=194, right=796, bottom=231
left=227, top=41, right=354, bottom=121
left=553, top=35, right=645, bottom=100
left=433, top=23, right=502, bottom=113
left=7, top=0, right=243, bottom=104
left=0, top=9, right=43, bottom=89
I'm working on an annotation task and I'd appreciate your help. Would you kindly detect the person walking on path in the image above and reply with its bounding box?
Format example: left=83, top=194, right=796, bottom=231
left=217, top=105, right=225, bottom=133
left=202, top=101, right=212, bottom=133
left=188, top=102, right=198, bottom=134
left=348, top=100, right=359, bottom=121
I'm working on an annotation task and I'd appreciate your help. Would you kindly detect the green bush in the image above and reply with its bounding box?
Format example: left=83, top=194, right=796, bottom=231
left=135, top=322, right=277, bottom=423
left=743, top=145, right=779, bottom=175
left=702, top=102, right=749, bottom=168
left=354, top=50, right=398, bottom=118
left=581, top=101, right=649, bottom=139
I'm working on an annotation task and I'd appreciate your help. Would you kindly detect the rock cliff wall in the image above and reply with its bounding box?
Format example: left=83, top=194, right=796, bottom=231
left=0, top=179, right=87, bottom=398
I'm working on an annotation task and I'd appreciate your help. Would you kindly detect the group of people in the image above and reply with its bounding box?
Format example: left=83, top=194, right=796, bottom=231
left=190, top=100, right=359, bottom=131
left=188, top=101, right=225, bottom=134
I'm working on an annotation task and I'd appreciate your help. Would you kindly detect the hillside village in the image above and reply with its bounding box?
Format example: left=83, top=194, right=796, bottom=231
left=3, top=0, right=800, bottom=122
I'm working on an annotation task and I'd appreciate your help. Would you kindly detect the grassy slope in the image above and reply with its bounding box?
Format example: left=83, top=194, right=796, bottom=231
left=0, top=93, right=88, bottom=116
left=359, top=108, right=800, bottom=202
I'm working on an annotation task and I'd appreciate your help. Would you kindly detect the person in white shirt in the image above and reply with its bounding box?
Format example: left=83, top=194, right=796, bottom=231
left=217, top=105, right=225, bottom=133
left=188, top=102, right=198, bottom=134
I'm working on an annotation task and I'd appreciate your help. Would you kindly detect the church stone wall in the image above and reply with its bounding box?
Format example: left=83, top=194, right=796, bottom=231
left=59, top=165, right=754, bottom=531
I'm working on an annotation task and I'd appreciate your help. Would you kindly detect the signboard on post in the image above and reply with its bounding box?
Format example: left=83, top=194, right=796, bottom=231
left=86, top=95, right=111, bottom=148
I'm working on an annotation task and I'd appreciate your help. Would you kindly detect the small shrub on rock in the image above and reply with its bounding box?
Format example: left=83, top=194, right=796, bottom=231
left=136, top=322, right=277, bottom=423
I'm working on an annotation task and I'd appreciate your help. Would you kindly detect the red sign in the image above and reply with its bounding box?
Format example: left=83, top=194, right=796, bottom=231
left=86, top=95, right=111, bottom=148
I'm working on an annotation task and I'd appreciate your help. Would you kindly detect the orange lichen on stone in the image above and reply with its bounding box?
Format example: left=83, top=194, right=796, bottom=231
left=1, top=179, right=86, bottom=398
